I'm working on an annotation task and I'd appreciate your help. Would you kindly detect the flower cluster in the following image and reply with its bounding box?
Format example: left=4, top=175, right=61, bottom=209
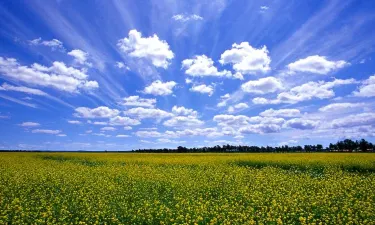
left=0, top=153, right=374, bottom=224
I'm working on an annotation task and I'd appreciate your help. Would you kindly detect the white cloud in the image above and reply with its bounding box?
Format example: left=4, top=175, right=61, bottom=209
left=319, top=103, right=364, bottom=112
left=220, top=42, right=271, bottom=75
left=117, top=29, right=174, bottom=68
left=213, top=114, right=285, bottom=130
left=135, top=130, right=162, bottom=138
left=29, top=38, right=64, bottom=51
left=143, top=80, right=177, bottom=96
left=32, top=129, right=61, bottom=134
left=109, top=116, right=141, bottom=126
left=190, top=84, right=214, bottom=96
left=260, top=108, right=301, bottom=118
left=92, top=133, right=111, bottom=137
left=166, top=128, right=224, bottom=138
left=284, top=118, right=319, bottom=130
left=88, top=121, right=108, bottom=126
left=124, top=126, right=132, bottom=130
left=213, top=114, right=250, bottom=127
left=239, top=124, right=281, bottom=134
left=228, top=103, right=248, bottom=113
left=68, top=49, right=90, bottom=65
left=0, top=83, right=48, bottom=96
left=57, top=134, right=67, bottom=137
left=116, top=62, right=130, bottom=70
left=330, top=113, right=375, bottom=128
left=0, top=115, right=10, bottom=119
left=260, top=6, right=269, bottom=11
left=182, top=55, right=232, bottom=78
left=278, top=140, right=298, bottom=146
left=157, top=138, right=186, bottom=144
left=74, top=106, right=120, bottom=118
left=139, top=127, right=158, bottom=131
left=100, top=127, right=117, bottom=132
left=68, top=120, right=82, bottom=124
left=116, top=134, right=130, bottom=138
left=124, top=107, right=173, bottom=120
left=0, top=57, right=98, bottom=93
left=136, top=127, right=226, bottom=139
left=241, top=77, right=283, bottom=94
left=217, top=94, right=231, bottom=107
left=353, top=75, right=375, bottom=97
left=19, top=122, right=40, bottom=127
left=234, top=103, right=248, bottom=110
left=185, top=78, right=193, bottom=84
left=172, top=14, right=203, bottom=22
left=172, top=106, right=198, bottom=117
left=121, top=96, right=156, bottom=108
left=287, top=55, right=348, bottom=75
left=163, top=116, right=204, bottom=128
left=253, top=79, right=356, bottom=104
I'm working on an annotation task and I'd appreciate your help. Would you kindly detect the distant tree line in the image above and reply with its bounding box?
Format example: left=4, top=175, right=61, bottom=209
left=134, top=139, right=375, bottom=153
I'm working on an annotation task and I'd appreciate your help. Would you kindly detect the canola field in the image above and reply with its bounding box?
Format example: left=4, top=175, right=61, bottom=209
left=1, top=153, right=375, bottom=224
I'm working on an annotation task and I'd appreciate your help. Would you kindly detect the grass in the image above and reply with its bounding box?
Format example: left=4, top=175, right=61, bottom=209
left=1, top=152, right=375, bottom=224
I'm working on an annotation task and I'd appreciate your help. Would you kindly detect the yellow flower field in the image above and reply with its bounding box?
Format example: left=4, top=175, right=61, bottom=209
left=1, top=153, right=375, bottom=224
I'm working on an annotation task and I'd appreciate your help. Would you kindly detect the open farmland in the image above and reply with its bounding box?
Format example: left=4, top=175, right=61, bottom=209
left=1, top=153, right=375, bottom=224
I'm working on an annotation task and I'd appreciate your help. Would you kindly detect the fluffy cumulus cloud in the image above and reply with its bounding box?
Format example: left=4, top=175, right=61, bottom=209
left=136, top=128, right=225, bottom=139
left=217, top=94, right=231, bottom=107
left=319, top=103, right=364, bottom=112
left=213, top=114, right=285, bottom=134
left=353, top=75, right=375, bottom=97
left=109, top=116, right=140, bottom=126
left=172, top=14, right=203, bottom=22
left=116, top=62, right=130, bottom=70
left=117, top=29, right=174, bottom=68
left=219, top=42, right=271, bottom=75
left=163, top=106, right=202, bottom=128
left=287, top=55, right=348, bottom=75
left=68, top=49, right=90, bottom=65
left=88, top=121, right=108, bottom=126
left=74, top=106, right=120, bottom=118
left=253, top=79, right=356, bottom=104
left=0, top=57, right=98, bottom=93
left=172, top=106, right=198, bottom=117
left=260, top=108, right=301, bottom=118
left=182, top=55, right=232, bottom=78
left=68, top=120, right=82, bottom=124
left=19, top=122, right=40, bottom=127
left=330, top=113, right=375, bottom=128
left=135, top=130, right=162, bottom=138
left=116, top=134, right=130, bottom=138
left=190, top=84, right=214, bottom=96
left=100, top=127, right=116, bottom=132
left=260, top=6, right=269, bottom=12
left=239, top=124, right=281, bottom=134
left=284, top=118, right=319, bottom=130
left=29, top=38, right=64, bottom=51
left=121, top=96, right=156, bottom=108
left=143, top=80, right=177, bottom=96
left=124, top=107, right=173, bottom=120
left=213, top=114, right=284, bottom=128
left=241, top=77, right=283, bottom=94
left=228, top=103, right=249, bottom=113
left=31, top=129, right=61, bottom=134
left=163, top=115, right=204, bottom=128
left=213, top=114, right=251, bottom=127
left=0, top=83, right=48, bottom=96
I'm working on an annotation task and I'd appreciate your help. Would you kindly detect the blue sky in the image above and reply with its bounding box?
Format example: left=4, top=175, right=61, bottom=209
left=1, top=0, right=375, bottom=151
